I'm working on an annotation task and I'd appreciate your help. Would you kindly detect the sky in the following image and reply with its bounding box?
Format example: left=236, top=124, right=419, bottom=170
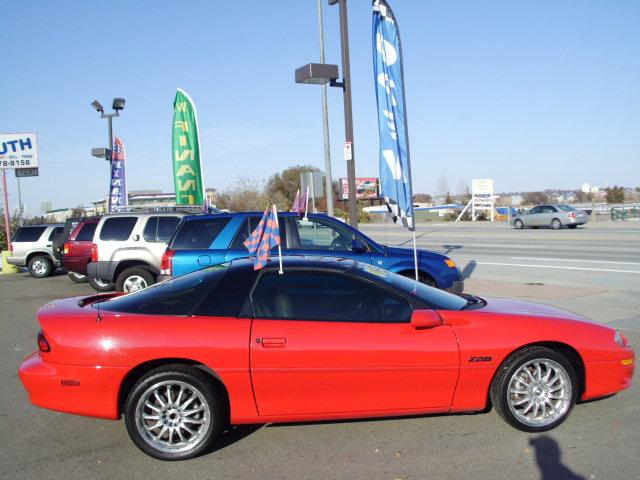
left=1, top=0, right=639, bottom=214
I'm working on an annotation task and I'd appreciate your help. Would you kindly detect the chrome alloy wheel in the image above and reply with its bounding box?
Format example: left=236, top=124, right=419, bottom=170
left=93, top=277, right=110, bottom=287
left=507, top=358, right=572, bottom=427
left=123, top=275, right=148, bottom=292
left=135, top=380, right=211, bottom=454
left=31, top=259, right=48, bottom=276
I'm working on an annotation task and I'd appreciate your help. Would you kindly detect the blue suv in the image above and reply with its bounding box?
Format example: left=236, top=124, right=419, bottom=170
left=160, top=212, right=463, bottom=292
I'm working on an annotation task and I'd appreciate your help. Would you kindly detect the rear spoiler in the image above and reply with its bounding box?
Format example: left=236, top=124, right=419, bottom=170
left=76, top=292, right=121, bottom=307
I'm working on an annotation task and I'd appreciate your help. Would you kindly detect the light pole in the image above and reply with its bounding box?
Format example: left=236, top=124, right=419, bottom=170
left=91, top=98, right=125, bottom=212
left=317, top=0, right=334, bottom=218
left=295, top=0, right=358, bottom=228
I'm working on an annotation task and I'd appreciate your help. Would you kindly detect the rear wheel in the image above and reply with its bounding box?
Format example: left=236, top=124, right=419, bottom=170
left=514, top=219, right=524, bottom=230
left=88, top=275, right=115, bottom=292
left=551, top=218, right=562, bottom=230
left=28, top=255, right=53, bottom=278
left=124, top=365, right=222, bottom=461
left=67, top=271, right=88, bottom=283
left=490, top=346, right=577, bottom=432
left=116, top=266, right=156, bottom=293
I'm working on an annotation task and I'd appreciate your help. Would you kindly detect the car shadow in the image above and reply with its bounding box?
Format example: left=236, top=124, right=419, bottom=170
left=529, top=436, right=585, bottom=480
left=461, top=260, right=477, bottom=279
left=206, top=424, right=263, bottom=454
left=441, top=244, right=463, bottom=255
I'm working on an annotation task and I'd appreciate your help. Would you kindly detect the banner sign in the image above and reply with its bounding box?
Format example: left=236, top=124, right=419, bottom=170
left=472, top=178, right=494, bottom=196
left=108, top=137, right=128, bottom=212
left=172, top=89, right=204, bottom=205
left=0, top=133, right=39, bottom=169
left=340, top=177, right=380, bottom=200
left=373, top=0, right=414, bottom=229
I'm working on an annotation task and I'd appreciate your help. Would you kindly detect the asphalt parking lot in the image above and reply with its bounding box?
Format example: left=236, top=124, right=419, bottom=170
left=1, top=221, right=638, bottom=480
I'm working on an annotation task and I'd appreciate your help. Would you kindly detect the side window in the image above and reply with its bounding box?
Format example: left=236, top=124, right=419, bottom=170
left=296, top=219, right=356, bottom=251
left=13, top=227, right=46, bottom=242
left=230, top=216, right=288, bottom=250
left=75, top=223, right=97, bottom=242
left=99, top=217, right=138, bottom=241
left=48, top=227, right=64, bottom=241
left=170, top=217, right=231, bottom=250
left=252, top=271, right=412, bottom=323
left=529, top=207, right=540, bottom=214
left=143, top=216, right=181, bottom=242
left=548, top=206, right=558, bottom=213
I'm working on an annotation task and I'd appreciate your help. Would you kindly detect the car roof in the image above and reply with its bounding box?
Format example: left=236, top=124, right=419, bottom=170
left=181, top=212, right=334, bottom=222
left=18, top=224, right=64, bottom=228
left=229, top=255, right=357, bottom=273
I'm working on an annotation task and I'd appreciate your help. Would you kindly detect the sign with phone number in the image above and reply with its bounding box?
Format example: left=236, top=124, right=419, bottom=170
left=0, top=133, right=39, bottom=169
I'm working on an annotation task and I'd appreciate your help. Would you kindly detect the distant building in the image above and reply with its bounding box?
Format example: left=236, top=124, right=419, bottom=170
left=92, top=189, right=218, bottom=213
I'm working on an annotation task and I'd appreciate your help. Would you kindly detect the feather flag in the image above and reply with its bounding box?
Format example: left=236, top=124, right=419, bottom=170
left=243, top=205, right=283, bottom=272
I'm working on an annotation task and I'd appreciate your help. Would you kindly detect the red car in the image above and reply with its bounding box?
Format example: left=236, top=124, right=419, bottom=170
left=62, top=217, right=113, bottom=291
left=20, top=257, right=635, bottom=461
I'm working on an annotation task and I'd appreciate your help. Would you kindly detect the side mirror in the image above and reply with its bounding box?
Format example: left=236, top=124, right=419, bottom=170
left=351, top=238, right=367, bottom=253
left=411, top=310, right=442, bottom=329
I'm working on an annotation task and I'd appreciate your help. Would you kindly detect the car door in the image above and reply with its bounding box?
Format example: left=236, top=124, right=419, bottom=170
left=526, top=206, right=542, bottom=226
left=249, top=270, right=460, bottom=416
left=291, top=216, right=372, bottom=264
left=224, top=215, right=291, bottom=263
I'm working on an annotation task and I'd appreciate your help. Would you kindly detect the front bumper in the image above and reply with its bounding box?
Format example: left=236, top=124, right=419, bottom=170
left=19, top=351, right=127, bottom=420
left=582, top=351, right=635, bottom=401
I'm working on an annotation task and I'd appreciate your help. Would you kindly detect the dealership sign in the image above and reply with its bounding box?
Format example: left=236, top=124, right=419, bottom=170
left=0, top=133, right=39, bottom=169
left=340, top=177, right=380, bottom=200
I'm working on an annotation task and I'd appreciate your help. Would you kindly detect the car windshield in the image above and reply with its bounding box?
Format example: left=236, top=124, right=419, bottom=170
left=354, top=264, right=468, bottom=310
left=94, top=264, right=230, bottom=315
left=557, top=205, right=576, bottom=212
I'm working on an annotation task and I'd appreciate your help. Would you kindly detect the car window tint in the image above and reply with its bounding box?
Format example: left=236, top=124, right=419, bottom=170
left=143, top=216, right=180, bottom=242
left=252, top=271, right=412, bottom=323
left=48, top=227, right=64, bottom=241
left=355, top=263, right=468, bottom=310
left=75, top=223, right=97, bottom=241
left=548, top=206, right=558, bottom=212
left=171, top=217, right=231, bottom=250
left=557, top=205, right=575, bottom=212
left=194, top=265, right=257, bottom=317
left=13, top=226, right=47, bottom=242
left=230, top=216, right=288, bottom=250
left=99, top=217, right=138, bottom=241
left=97, top=264, right=229, bottom=315
left=296, top=218, right=355, bottom=251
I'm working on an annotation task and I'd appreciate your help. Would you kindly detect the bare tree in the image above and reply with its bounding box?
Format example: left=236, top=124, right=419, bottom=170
left=216, top=174, right=267, bottom=212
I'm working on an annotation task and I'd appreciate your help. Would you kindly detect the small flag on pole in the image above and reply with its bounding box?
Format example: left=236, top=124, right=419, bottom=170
left=243, top=205, right=283, bottom=272
left=291, top=189, right=301, bottom=212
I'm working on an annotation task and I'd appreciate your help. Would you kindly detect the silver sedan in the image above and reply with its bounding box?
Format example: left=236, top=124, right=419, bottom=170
left=510, top=204, right=589, bottom=230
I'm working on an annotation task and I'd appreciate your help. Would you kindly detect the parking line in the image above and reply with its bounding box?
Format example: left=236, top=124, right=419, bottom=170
left=476, top=262, right=640, bottom=274
left=511, top=256, right=640, bottom=266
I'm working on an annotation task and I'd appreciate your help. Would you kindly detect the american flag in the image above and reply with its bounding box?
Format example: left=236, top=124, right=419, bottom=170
left=243, top=206, right=282, bottom=270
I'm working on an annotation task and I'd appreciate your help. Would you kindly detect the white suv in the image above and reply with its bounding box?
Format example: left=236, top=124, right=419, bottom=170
left=7, top=224, right=64, bottom=277
left=86, top=211, right=188, bottom=292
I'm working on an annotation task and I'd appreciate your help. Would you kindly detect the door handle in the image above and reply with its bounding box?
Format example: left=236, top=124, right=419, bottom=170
left=259, top=337, right=287, bottom=348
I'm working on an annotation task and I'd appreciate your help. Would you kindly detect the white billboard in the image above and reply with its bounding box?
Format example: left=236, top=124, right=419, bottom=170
left=0, top=133, right=39, bottom=169
left=472, top=178, right=493, bottom=196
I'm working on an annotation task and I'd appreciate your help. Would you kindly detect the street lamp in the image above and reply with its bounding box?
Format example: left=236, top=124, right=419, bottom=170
left=295, top=0, right=358, bottom=228
left=90, top=97, right=125, bottom=162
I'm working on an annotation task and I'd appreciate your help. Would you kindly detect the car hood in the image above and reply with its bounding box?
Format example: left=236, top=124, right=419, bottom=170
left=478, top=297, right=588, bottom=322
left=384, top=245, right=449, bottom=261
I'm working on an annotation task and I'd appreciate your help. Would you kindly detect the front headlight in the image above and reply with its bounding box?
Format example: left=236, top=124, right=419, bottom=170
left=615, top=330, right=630, bottom=347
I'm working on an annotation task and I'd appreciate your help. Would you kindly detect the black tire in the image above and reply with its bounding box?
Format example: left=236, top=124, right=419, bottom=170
left=514, top=219, right=524, bottom=230
left=124, top=365, right=222, bottom=461
left=88, top=275, right=115, bottom=292
left=568, top=224, right=578, bottom=229
left=551, top=218, right=562, bottom=230
left=116, top=266, right=156, bottom=293
left=27, top=255, right=53, bottom=278
left=67, top=271, right=88, bottom=283
left=400, top=271, right=437, bottom=288
left=490, top=346, right=577, bottom=433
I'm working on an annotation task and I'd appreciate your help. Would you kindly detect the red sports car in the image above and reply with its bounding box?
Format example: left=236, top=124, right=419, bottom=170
left=20, top=257, right=635, bottom=461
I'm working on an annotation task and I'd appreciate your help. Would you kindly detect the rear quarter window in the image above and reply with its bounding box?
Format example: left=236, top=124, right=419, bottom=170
left=13, top=227, right=47, bottom=242
left=170, top=217, right=231, bottom=250
left=99, top=217, right=138, bottom=241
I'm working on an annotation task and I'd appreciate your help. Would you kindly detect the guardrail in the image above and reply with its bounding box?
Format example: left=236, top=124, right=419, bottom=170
left=611, top=206, right=640, bottom=221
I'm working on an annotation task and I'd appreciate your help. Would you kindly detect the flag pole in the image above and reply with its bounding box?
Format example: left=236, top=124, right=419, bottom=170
left=303, top=185, right=309, bottom=221
left=273, top=204, right=284, bottom=274
left=412, top=224, right=418, bottom=282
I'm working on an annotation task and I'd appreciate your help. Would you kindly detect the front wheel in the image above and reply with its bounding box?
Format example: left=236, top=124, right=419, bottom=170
left=490, top=346, right=577, bottom=432
left=124, top=365, right=222, bottom=460
left=551, top=218, right=562, bottom=230
left=116, top=266, right=156, bottom=293
left=28, top=255, right=53, bottom=278
left=514, top=219, right=524, bottom=230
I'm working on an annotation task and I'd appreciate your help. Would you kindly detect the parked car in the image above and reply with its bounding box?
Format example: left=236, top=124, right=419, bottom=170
left=86, top=211, right=189, bottom=292
left=510, top=204, right=589, bottom=230
left=7, top=224, right=64, bottom=277
left=62, top=217, right=114, bottom=290
left=19, top=257, right=635, bottom=460
left=161, top=212, right=463, bottom=292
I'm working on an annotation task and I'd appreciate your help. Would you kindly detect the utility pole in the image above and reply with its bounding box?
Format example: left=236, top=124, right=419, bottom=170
left=2, top=170, right=11, bottom=251
left=317, top=0, right=334, bottom=217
